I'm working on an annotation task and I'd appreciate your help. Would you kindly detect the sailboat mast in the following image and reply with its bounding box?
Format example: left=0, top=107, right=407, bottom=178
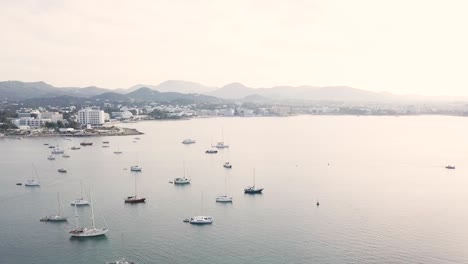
left=57, top=192, right=61, bottom=215
left=134, top=175, right=137, bottom=196
left=90, top=196, right=96, bottom=229
left=80, top=181, right=84, bottom=199
left=202, top=192, right=204, bottom=217
left=74, top=203, right=79, bottom=229
left=253, top=168, right=256, bottom=187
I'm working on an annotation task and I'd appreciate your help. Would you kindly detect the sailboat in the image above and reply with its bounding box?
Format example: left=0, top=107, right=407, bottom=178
left=40, top=193, right=67, bottom=222
left=25, top=164, right=40, bottom=187
left=174, top=163, right=191, bottom=184
left=125, top=175, right=146, bottom=203
left=213, top=128, right=229, bottom=149
left=244, top=169, right=263, bottom=194
left=130, top=154, right=142, bottom=171
left=70, top=181, right=90, bottom=206
left=69, top=196, right=108, bottom=237
left=190, top=192, right=213, bottom=224
left=216, top=174, right=232, bottom=203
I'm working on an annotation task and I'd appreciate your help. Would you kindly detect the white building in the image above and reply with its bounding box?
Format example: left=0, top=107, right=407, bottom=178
left=112, top=111, right=133, bottom=119
left=77, top=108, right=105, bottom=126
left=12, top=117, right=51, bottom=128
left=41, top=111, right=63, bottom=122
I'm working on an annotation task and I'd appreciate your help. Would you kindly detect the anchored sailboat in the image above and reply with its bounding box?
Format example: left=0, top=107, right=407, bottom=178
left=125, top=175, right=146, bottom=203
left=25, top=164, right=40, bottom=187
left=244, top=168, right=263, bottom=194
left=70, top=181, right=90, bottom=206
left=190, top=192, right=213, bottom=224
left=69, top=196, right=108, bottom=237
left=41, top=192, right=67, bottom=222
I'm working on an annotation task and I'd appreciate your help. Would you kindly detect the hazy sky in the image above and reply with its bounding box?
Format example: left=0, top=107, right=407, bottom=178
left=1, top=0, right=467, bottom=95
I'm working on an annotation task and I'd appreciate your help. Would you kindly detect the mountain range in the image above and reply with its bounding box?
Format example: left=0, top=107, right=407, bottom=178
left=0, top=80, right=466, bottom=103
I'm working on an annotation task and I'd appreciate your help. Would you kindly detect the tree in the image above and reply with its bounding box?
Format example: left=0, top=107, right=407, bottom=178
left=45, top=122, right=58, bottom=129
left=57, top=120, right=65, bottom=128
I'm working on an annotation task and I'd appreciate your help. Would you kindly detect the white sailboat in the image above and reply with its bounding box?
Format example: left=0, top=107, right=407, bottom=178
left=69, top=196, right=108, bottom=237
left=70, top=181, right=90, bottom=206
left=130, top=154, right=142, bottom=171
left=190, top=192, right=213, bottom=224
left=25, top=164, right=40, bottom=187
left=216, top=174, right=232, bottom=203
left=213, top=128, right=229, bottom=149
left=174, top=162, right=191, bottom=184
left=41, top=192, right=67, bottom=222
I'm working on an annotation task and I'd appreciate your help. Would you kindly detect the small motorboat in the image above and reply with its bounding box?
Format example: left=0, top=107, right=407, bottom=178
left=183, top=218, right=190, bottom=223
left=205, top=149, right=218, bottom=154
left=102, top=145, right=110, bottom=148
left=124, top=195, right=146, bottom=203
left=80, top=142, right=93, bottom=146
left=106, top=259, right=135, bottom=264
left=62, top=154, right=70, bottom=158
left=16, top=183, right=22, bottom=186
left=40, top=215, right=67, bottom=222
left=182, top=139, right=196, bottom=144
left=48, top=146, right=55, bottom=149
left=130, top=166, right=142, bottom=172
left=71, top=147, right=81, bottom=150
left=47, top=155, right=55, bottom=160
left=445, top=165, right=456, bottom=169
left=189, top=216, right=213, bottom=225
left=216, top=195, right=233, bottom=203
left=102, top=141, right=110, bottom=144
left=58, top=168, right=67, bottom=173
left=174, top=177, right=191, bottom=184
left=214, top=142, right=229, bottom=149
left=223, top=162, right=232, bottom=168
left=43, top=143, right=49, bottom=145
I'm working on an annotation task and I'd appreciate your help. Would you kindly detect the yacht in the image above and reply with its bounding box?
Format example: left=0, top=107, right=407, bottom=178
left=190, top=193, right=213, bottom=225
left=25, top=164, right=40, bottom=187
left=58, top=168, right=67, bottom=173
left=213, top=128, right=229, bottom=148
left=130, top=165, right=142, bottom=172
left=223, top=162, right=232, bottom=168
left=125, top=175, right=146, bottom=203
left=445, top=165, right=456, bottom=169
left=174, top=164, right=191, bottom=184
left=69, top=198, right=108, bottom=237
left=205, top=149, right=218, bottom=154
left=214, top=142, right=229, bottom=149
left=174, top=177, right=191, bottom=184
left=215, top=195, right=233, bottom=203
left=189, top=216, right=213, bottom=224
left=40, top=193, right=67, bottom=222
left=182, top=139, right=196, bottom=144
left=216, top=173, right=232, bottom=202
left=51, top=147, right=64, bottom=154
left=70, top=181, right=90, bottom=206
left=244, top=169, right=263, bottom=194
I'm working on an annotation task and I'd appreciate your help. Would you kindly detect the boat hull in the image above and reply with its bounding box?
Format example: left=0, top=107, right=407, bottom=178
left=124, top=198, right=146, bottom=203
left=69, top=228, right=108, bottom=237
left=244, top=188, right=263, bottom=194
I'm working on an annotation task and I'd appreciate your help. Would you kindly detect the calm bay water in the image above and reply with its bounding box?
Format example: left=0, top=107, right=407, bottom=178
left=1, top=115, right=468, bottom=264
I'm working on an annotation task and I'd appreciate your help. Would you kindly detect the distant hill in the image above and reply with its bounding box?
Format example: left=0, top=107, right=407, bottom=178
left=124, top=87, right=221, bottom=103
left=129, top=80, right=216, bottom=94
left=0, top=81, right=113, bottom=100
left=2, top=80, right=466, bottom=104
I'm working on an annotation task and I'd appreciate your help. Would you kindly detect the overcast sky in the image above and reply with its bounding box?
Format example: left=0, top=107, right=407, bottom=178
left=1, top=0, right=467, bottom=95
